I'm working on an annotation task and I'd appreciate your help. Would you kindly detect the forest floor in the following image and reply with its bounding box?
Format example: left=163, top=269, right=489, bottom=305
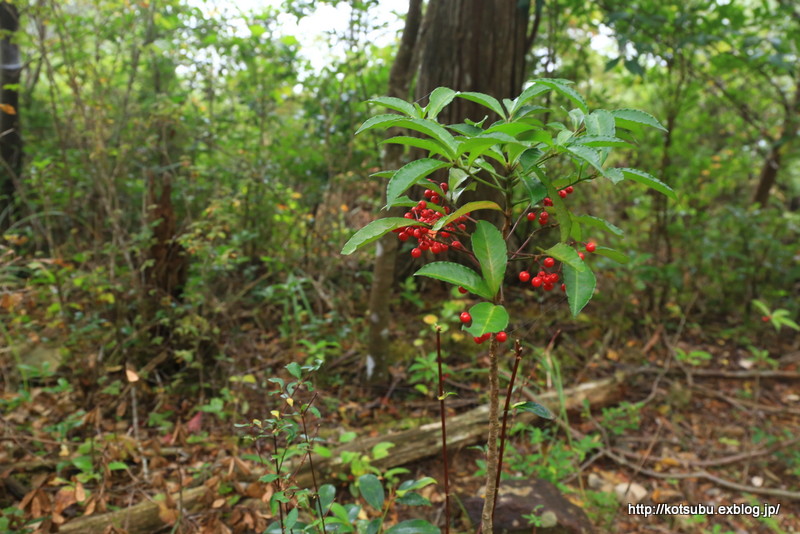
left=2, top=312, right=799, bottom=534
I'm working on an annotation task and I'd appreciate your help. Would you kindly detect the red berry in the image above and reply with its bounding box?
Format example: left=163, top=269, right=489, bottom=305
left=451, top=240, right=462, bottom=249
left=411, top=248, right=422, bottom=258
left=761, top=315, right=770, bottom=322
left=458, top=286, right=468, bottom=294
left=585, top=242, right=596, bottom=253
left=404, top=212, right=414, bottom=219
left=543, top=198, right=553, bottom=207
left=578, top=252, right=585, bottom=260
left=481, top=333, right=491, bottom=341
left=495, top=332, right=508, bottom=343
left=417, top=200, right=427, bottom=209
left=560, top=283, right=566, bottom=292
left=460, top=312, right=472, bottom=324
left=430, top=243, right=442, bottom=254
left=519, top=271, right=531, bottom=282
left=543, top=282, right=554, bottom=291
left=566, top=186, right=574, bottom=194
left=548, top=273, right=559, bottom=283
left=419, top=240, right=430, bottom=250
left=398, top=232, right=409, bottom=242
left=543, top=257, right=555, bottom=268
left=474, top=336, right=486, bottom=344
left=538, top=271, right=546, bottom=277
left=527, top=212, right=536, bottom=221
left=430, top=194, right=441, bottom=204
left=440, top=182, right=448, bottom=192
left=558, top=190, right=568, bottom=198
left=531, top=276, right=543, bottom=288
left=424, top=189, right=433, bottom=199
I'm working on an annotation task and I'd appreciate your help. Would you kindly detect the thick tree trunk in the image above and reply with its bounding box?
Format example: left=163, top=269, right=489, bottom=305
left=0, top=1, right=22, bottom=229
left=364, top=0, right=423, bottom=385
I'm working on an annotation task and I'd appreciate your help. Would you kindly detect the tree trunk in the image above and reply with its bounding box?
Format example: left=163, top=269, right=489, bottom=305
left=364, top=0, right=423, bottom=385
left=0, top=1, right=22, bottom=230
left=752, top=79, right=799, bottom=206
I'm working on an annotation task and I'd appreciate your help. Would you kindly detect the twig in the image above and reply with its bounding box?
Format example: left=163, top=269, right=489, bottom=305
left=300, top=393, right=325, bottom=532
left=435, top=327, right=451, bottom=534
left=493, top=340, right=523, bottom=520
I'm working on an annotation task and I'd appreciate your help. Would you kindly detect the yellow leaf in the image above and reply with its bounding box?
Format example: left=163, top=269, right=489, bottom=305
left=0, top=103, right=16, bottom=115
left=270, top=410, right=281, bottom=419
left=423, top=314, right=438, bottom=325
left=286, top=398, right=294, bottom=407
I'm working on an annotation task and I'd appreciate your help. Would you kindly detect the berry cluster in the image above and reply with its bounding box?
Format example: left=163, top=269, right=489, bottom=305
left=460, top=311, right=508, bottom=344
left=392, top=182, right=471, bottom=258
left=518, top=241, right=597, bottom=293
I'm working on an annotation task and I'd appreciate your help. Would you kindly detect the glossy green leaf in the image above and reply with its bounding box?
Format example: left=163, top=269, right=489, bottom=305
left=604, top=168, right=624, bottom=184
left=577, top=135, right=631, bottom=147
left=575, top=215, right=624, bottom=236
left=566, top=145, right=606, bottom=175
left=471, top=221, right=507, bottom=296
left=464, top=302, right=509, bottom=337
left=367, top=96, right=416, bottom=117
left=533, top=167, right=571, bottom=241
left=317, top=484, right=336, bottom=514
left=432, top=201, right=502, bottom=231
left=585, top=109, right=616, bottom=136
left=341, top=217, right=424, bottom=255
left=520, top=174, right=547, bottom=206
left=286, top=362, right=301, bottom=378
left=107, top=461, right=128, bottom=471
left=563, top=261, right=596, bottom=316
left=485, top=122, right=536, bottom=136
left=543, top=243, right=586, bottom=272
left=426, top=87, right=457, bottom=120
left=284, top=508, right=298, bottom=529
left=414, top=262, right=492, bottom=300
left=397, top=477, right=437, bottom=493
left=457, top=91, right=506, bottom=119
left=385, top=519, right=441, bottom=534
left=355, top=113, right=401, bottom=135
left=387, top=159, right=450, bottom=207
left=514, top=400, right=555, bottom=419
left=536, top=78, right=588, bottom=112
left=619, top=168, right=677, bottom=200
left=511, top=83, right=551, bottom=115
left=358, top=474, right=384, bottom=510
left=393, top=118, right=458, bottom=158
left=381, top=136, right=449, bottom=157
left=593, top=246, right=630, bottom=264
left=396, top=492, right=431, bottom=506
left=613, top=109, right=667, bottom=132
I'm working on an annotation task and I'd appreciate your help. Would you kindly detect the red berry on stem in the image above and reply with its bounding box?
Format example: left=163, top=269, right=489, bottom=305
left=424, top=189, right=433, bottom=199
left=543, top=257, right=555, bottom=268
left=451, top=240, right=462, bottom=249
left=585, top=242, right=596, bottom=253
left=411, top=248, right=422, bottom=258
left=417, top=200, right=427, bottom=209
left=558, top=190, right=568, bottom=198
left=543, top=282, right=554, bottom=291
left=519, top=271, right=531, bottom=282
left=566, top=186, right=574, bottom=194
left=473, top=336, right=484, bottom=344
left=527, top=212, right=536, bottom=221
left=460, top=312, right=472, bottom=324
left=561, top=283, right=566, bottom=292
left=430, top=243, right=442, bottom=254
left=398, top=232, right=409, bottom=242
left=578, top=252, right=585, bottom=260
left=532, top=276, right=543, bottom=288
left=458, top=286, right=468, bottom=294
left=440, top=182, right=448, bottom=192
left=430, top=194, right=441, bottom=204
left=495, top=332, right=508, bottom=343
left=543, top=197, right=553, bottom=206
left=761, top=315, right=770, bottom=322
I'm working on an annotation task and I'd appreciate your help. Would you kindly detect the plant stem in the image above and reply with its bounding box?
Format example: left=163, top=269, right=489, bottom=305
left=300, top=394, right=325, bottom=532
left=435, top=327, right=451, bottom=534
left=480, top=337, right=501, bottom=532
left=493, top=340, right=523, bottom=518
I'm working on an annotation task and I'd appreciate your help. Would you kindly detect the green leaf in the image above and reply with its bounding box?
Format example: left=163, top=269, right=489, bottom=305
left=542, top=243, right=586, bottom=272
left=393, top=118, right=458, bottom=158
left=432, top=201, right=502, bottom=231
left=484, top=122, right=536, bottom=136
left=286, top=362, right=302, bottom=379
left=520, top=175, right=547, bottom=206
left=593, top=246, right=630, bottom=264
left=536, top=78, right=588, bottom=113
left=563, top=261, right=596, bottom=316
left=425, top=87, right=457, bottom=120
left=463, top=302, right=509, bottom=337
left=457, top=91, right=506, bottom=119
left=107, top=461, right=128, bottom=471
left=618, top=168, right=677, bottom=200
left=385, top=519, right=440, bottom=534
left=396, top=492, right=431, bottom=506
left=397, top=477, right=437, bottom=493
left=533, top=167, right=571, bottom=241
left=752, top=299, right=771, bottom=316
left=574, top=215, right=624, bottom=236
left=284, top=508, right=298, bottom=529
left=511, top=83, right=551, bottom=116
left=585, top=109, right=616, bottom=136
left=604, top=168, right=624, bottom=184
left=566, top=145, right=606, bottom=175
left=414, top=262, right=492, bottom=300
left=514, top=400, right=555, bottom=419
left=355, top=114, right=402, bottom=135
left=358, top=474, right=385, bottom=510
left=577, top=135, right=631, bottom=147
left=471, top=221, right=507, bottom=296
left=381, top=136, right=449, bottom=158
left=613, top=109, right=667, bottom=132
left=387, top=159, right=451, bottom=207
left=341, top=218, right=424, bottom=255
left=367, top=96, right=417, bottom=117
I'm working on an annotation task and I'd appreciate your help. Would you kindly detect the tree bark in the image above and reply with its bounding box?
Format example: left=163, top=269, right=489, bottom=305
left=0, top=1, right=22, bottom=230
left=364, top=0, right=423, bottom=385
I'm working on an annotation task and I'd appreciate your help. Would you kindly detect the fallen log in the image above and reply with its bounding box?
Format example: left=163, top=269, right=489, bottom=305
left=59, top=373, right=626, bottom=534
